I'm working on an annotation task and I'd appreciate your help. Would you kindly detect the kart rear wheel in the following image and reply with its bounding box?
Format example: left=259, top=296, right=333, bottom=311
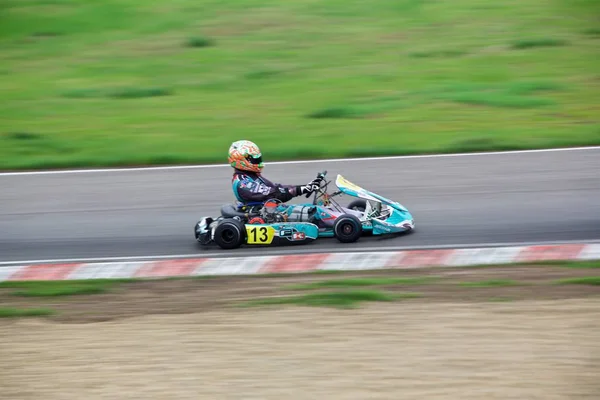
left=333, top=214, right=362, bottom=243
left=213, top=219, right=245, bottom=249
left=348, top=199, right=366, bottom=212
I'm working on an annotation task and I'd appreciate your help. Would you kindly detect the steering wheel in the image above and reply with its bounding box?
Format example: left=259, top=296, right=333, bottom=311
left=307, top=170, right=328, bottom=203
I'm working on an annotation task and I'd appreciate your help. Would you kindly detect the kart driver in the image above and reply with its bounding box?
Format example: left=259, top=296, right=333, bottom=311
left=228, top=140, right=323, bottom=205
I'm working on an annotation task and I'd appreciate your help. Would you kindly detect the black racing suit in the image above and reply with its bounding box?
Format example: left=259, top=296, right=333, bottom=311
left=231, top=169, right=303, bottom=204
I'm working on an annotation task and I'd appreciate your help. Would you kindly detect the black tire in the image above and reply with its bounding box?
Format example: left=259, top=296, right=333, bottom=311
left=213, top=219, right=245, bottom=249
left=347, top=199, right=373, bottom=236
left=333, top=214, right=362, bottom=243
left=347, top=199, right=367, bottom=212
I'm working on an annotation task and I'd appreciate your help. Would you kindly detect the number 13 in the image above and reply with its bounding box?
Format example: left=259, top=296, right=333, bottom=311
left=247, top=226, right=271, bottom=244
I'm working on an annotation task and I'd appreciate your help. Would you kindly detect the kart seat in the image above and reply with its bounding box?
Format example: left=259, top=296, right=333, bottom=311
left=239, top=201, right=264, bottom=208
left=221, top=203, right=256, bottom=219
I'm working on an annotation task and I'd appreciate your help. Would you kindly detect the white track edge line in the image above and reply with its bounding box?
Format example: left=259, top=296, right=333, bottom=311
left=1, top=146, right=599, bottom=176
left=1, top=239, right=598, bottom=266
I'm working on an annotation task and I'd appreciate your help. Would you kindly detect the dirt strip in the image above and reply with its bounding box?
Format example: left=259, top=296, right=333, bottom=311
left=0, top=265, right=598, bottom=399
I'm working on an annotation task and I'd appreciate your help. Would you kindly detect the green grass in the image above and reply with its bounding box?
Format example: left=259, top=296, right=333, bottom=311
left=582, top=28, right=600, bottom=37
left=554, top=277, right=600, bottom=286
left=459, top=279, right=522, bottom=288
left=487, top=297, right=514, bottom=302
left=0, top=307, right=55, bottom=318
left=409, top=49, right=468, bottom=58
left=0, top=279, right=135, bottom=297
left=107, top=87, right=173, bottom=99
left=511, top=38, right=569, bottom=49
left=285, top=277, right=436, bottom=290
left=239, top=290, right=419, bottom=309
left=61, top=87, right=173, bottom=99
left=432, top=81, right=564, bottom=109
left=541, top=260, right=600, bottom=269
left=185, top=36, right=215, bottom=48
left=0, top=0, right=599, bottom=170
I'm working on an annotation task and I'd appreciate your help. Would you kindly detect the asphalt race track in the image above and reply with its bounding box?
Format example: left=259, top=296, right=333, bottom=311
left=1, top=148, right=600, bottom=264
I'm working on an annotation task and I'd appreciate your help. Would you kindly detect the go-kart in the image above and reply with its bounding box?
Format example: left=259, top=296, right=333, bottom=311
left=194, top=171, right=414, bottom=250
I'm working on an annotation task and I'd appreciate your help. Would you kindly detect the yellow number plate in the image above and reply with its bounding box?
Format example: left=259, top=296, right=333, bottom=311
left=246, top=225, right=275, bottom=244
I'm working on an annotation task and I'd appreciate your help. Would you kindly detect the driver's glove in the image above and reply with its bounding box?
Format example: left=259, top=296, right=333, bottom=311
left=297, top=176, right=323, bottom=195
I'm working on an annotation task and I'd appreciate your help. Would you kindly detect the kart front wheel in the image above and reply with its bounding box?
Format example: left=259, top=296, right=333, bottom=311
left=214, top=219, right=245, bottom=249
left=347, top=199, right=373, bottom=236
left=333, top=214, right=362, bottom=243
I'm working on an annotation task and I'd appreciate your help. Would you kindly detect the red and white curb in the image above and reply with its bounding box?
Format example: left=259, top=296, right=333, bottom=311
left=1, top=243, right=599, bottom=282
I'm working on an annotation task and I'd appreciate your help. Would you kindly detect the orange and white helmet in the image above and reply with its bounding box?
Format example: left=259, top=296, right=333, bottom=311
left=228, top=140, right=264, bottom=173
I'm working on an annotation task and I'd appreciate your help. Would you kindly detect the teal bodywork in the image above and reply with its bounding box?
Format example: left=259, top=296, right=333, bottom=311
left=333, top=174, right=414, bottom=235
left=264, top=221, right=320, bottom=242
left=257, top=174, right=415, bottom=237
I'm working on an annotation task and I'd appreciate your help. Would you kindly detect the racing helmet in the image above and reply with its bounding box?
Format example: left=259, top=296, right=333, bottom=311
left=228, top=140, right=264, bottom=173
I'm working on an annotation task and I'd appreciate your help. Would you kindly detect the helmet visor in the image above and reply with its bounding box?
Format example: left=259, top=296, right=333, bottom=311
left=246, top=154, right=263, bottom=165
